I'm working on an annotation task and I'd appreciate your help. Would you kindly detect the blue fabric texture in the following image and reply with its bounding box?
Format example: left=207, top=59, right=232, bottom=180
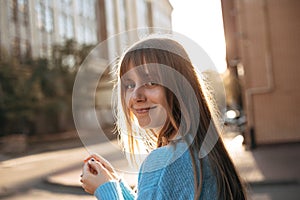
left=94, top=142, right=218, bottom=200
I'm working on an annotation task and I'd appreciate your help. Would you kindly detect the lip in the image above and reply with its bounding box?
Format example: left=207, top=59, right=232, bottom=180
left=133, top=106, right=157, bottom=114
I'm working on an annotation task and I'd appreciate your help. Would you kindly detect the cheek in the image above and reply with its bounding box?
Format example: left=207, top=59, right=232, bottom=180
left=124, top=91, right=131, bottom=108
left=147, top=89, right=169, bottom=117
left=146, top=104, right=168, bottom=129
left=150, top=88, right=168, bottom=107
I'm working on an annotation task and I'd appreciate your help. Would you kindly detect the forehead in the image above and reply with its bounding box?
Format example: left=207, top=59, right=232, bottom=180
left=120, top=49, right=159, bottom=72
left=121, top=64, right=152, bottom=81
left=120, top=51, right=165, bottom=83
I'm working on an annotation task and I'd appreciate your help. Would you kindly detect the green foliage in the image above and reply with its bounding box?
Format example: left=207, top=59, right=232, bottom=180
left=0, top=40, right=95, bottom=137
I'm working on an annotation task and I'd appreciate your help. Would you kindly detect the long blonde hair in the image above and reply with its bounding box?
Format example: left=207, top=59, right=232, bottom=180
left=114, top=38, right=247, bottom=199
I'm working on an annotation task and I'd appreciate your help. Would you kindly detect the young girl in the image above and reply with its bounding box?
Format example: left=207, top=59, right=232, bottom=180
left=80, top=37, right=247, bottom=199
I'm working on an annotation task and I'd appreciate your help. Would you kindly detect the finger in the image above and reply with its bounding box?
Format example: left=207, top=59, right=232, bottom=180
left=88, top=159, right=106, bottom=174
left=88, top=154, right=105, bottom=164
left=91, top=154, right=115, bottom=172
left=90, top=154, right=110, bottom=166
left=101, top=159, right=114, bottom=172
left=84, top=153, right=103, bottom=163
left=88, top=162, right=98, bottom=175
left=83, top=161, right=92, bottom=175
left=84, top=154, right=115, bottom=175
left=85, top=154, right=113, bottom=169
left=84, top=152, right=100, bottom=162
left=83, top=155, right=93, bottom=163
left=83, top=159, right=97, bottom=175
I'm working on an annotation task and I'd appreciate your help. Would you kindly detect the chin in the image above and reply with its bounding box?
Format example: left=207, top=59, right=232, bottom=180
left=139, top=122, right=164, bottom=130
left=137, top=117, right=166, bottom=130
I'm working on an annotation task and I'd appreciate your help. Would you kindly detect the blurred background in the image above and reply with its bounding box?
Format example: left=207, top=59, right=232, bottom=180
left=0, top=0, right=299, bottom=199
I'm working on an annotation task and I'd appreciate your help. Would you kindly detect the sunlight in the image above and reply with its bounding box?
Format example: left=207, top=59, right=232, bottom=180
left=251, top=194, right=272, bottom=200
left=170, top=0, right=227, bottom=73
left=223, top=135, right=265, bottom=182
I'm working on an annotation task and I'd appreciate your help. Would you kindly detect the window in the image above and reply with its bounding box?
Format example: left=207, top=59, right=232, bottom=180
left=23, top=4, right=29, bottom=25
left=35, top=1, right=44, bottom=30
left=77, top=23, right=84, bottom=43
left=61, top=0, right=71, bottom=15
left=136, top=0, right=148, bottom=27
left=45, top=7, right=53, bottom=32
left=119, top=0, right=127, bottom=30
left=35, top=0, right=53, bottom=32
left=8, top=0, right=18, bottom=22
left=58, top=14, right=66, bottom=37
left=76, top=0, right=83, bottom=15
left=87, top=0, right=96, bottom=19
left=18, top=0, right=26, bottom=12
left=66, top=17, right=74, bottom=38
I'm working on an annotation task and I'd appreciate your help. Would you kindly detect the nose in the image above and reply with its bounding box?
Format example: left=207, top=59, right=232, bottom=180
left=131, top=85, right=146, bottom=103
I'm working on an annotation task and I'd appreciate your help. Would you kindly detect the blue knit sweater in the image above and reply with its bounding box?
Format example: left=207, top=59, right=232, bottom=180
left=94, top=141, right=218, bottom=199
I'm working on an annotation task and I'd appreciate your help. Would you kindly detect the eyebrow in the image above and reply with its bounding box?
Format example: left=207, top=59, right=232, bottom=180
left=122, top=78, right=134, bottom=82
left=125, top=71, right=152, bottom=79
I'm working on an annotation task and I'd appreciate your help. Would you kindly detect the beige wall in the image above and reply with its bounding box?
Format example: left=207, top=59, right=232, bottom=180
left=222, top=0, right=300, bottom=145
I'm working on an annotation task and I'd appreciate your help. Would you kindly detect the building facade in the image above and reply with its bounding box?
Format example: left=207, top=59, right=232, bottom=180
left=0, top=0, right=99, bottom=60
left=103, top=0, right=173, bottom=61
left=0, top=0, right=173, bottom=134
left=0, top=0, right=172, bottom=61
left=221, top=0, right=300, bottom=146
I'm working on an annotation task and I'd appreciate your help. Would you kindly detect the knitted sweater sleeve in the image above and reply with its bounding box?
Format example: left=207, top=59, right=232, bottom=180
left=94, top=180, right=136, bottom=200
left=93, top=145, right=175, bottom=200
left=94, top=142, right=214, bottom=200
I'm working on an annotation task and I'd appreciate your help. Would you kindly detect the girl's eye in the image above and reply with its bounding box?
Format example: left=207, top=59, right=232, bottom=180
left=144, top=81, right=157, bottom=87
left=125, top=83, right=135, bottom=89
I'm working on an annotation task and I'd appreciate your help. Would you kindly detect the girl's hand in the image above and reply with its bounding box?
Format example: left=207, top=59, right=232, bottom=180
left=80, top=158, right=116, bottom=194
left=84, top=153, right=120, bottom=180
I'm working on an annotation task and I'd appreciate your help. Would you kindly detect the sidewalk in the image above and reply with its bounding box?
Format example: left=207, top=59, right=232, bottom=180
left=46, top=133, right=300, bottom=189
left=223, top=135, right=300, bottom=185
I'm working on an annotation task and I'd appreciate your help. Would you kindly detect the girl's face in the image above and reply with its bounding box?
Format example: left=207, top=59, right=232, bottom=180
left=122, top=65, right=168, bottom=130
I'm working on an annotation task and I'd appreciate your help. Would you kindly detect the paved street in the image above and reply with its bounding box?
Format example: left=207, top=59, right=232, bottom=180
left=0, top=145, right=89, bottom=197
left=0, top=137, right=136, bottom=199
left=1, top=182, right=95, bottom=200
left=2, top=181, right=300, bottom=200
left=250, top=183, right=300, bottom=200
left=1, top=132, right=300, bottom=200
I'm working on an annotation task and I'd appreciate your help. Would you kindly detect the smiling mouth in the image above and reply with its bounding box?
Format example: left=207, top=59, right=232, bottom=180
left=134, top=106, right=157, bottom=114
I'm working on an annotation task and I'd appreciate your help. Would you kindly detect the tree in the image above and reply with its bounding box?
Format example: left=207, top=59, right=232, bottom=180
left=0, top=40, right=95, bottom=137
